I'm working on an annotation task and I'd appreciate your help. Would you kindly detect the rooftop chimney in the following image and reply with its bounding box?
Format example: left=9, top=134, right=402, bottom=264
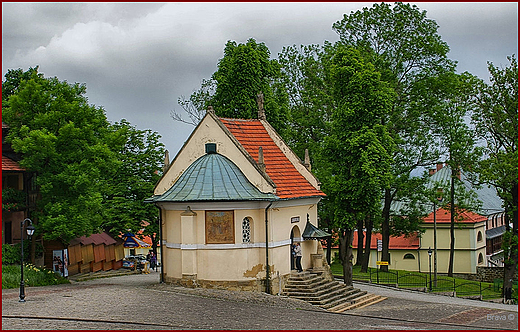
left=304, top=148, right=311, bottom=171
left=257, top=92, right=266, bottom=120
left=163, top=150, right=170, bottom=173
left=258, top=146, right=266, bottom=172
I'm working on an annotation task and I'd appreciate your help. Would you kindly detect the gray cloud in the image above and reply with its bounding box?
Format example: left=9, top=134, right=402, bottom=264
left=2, top=2, right=517, bottom=155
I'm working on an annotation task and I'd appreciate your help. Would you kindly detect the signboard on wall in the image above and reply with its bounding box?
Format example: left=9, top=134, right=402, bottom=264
left=205, top=211, right=235, bottom=244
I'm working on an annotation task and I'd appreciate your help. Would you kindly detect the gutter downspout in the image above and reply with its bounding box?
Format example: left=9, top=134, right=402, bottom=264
left=265, top=201, right=273, bottom=294
left=155, top=204, right=165, bottom=283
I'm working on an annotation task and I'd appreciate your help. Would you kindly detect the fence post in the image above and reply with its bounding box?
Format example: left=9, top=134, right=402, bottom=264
left=377, top=266, right=379, bottom=284
left=453, top=278, right=456, bottom=297
left=479, top=282, right=483, bottom=301
left=396, top=270, right=399, bottom=288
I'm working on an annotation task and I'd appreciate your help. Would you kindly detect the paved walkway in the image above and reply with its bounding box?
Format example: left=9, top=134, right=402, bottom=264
left=2, top=269, right=518, bottom=330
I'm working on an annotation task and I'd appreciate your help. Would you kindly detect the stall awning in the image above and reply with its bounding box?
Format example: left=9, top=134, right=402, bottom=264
left=123, top=233, right=151, bottom=248
left=302, top=221, right=331, bottom=239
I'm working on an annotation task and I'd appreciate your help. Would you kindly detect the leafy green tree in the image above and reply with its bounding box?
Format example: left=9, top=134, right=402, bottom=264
left=473, top=55, right=518, bottom=297
left=278, top=43, right=334, bottom=159
left=102, top=120, right=165, bottom=240
left=2, top=68, right=115, bottom=243
left=426, top=71, right=482, bottom=276
left=332, top=2, right=456, bottom=271
left=319, top=45, right=395, bottom=286
left=171, top=38, right=290, bottom=136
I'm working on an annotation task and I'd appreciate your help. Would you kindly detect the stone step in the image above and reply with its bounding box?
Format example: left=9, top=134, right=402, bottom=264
left=282, top=271, right=385, bottom=312
left=283, top=281, right=344, bottom=294
left=318, top=288, right=368, bottom=309
left=284, top=277, right=328, bottom=288
left=284, top=284, right=354, bottom=303
left=328, top=294, right=387, bottom=313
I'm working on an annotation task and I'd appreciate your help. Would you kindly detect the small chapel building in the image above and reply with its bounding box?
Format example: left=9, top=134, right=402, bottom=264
left=147, top=106, right=327, bottom=293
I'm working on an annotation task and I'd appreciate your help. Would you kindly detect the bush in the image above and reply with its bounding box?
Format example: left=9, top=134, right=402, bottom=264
left=2, top=244, right=20, bottom=265
left=2, top=264, right=70, bottom=289
left=2, top=242, right=44, bottom=265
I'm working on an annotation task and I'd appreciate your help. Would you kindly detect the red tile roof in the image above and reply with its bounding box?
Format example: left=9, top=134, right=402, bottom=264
left=2, top=155, right=24, bottom=171
left=220, top=118, right=325, bottom=199
left=352, top=231, right=420, bottom=250
left=69, top=232, right=117, bottom=246
left=423, top=208, right=486, bottom=224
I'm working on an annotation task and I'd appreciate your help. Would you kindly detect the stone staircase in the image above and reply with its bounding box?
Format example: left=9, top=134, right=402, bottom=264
left=282, top=271, right=386, bottom=313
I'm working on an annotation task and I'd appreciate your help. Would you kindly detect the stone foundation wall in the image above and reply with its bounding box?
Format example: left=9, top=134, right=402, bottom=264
left=476, top=266, right=504, bottom=282
left=446, top=267, right=517, bottom=283
left=163, top=274, right=265, bottom=292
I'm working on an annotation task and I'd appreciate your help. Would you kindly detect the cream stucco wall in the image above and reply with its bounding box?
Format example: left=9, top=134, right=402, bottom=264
left=351, top=221, right=487, bottom=274
left=159, top=198, right=322, bottom=287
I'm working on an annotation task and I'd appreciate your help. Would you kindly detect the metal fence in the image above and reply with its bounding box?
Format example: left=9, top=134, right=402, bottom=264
left=351, top=267, right=507, bottom=301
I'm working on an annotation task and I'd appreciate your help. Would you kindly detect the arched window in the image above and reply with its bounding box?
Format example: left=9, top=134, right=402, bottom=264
left=477, top=231, right=483, bottom=242
left=478, top=253, right=484, bottom=265
left=242, top=217, right=252, bottom=243
left=403, top=253, right=415, bottom=260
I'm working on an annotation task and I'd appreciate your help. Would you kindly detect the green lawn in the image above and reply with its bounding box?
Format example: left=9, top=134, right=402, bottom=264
left=330, top=261, right=513, bottom=301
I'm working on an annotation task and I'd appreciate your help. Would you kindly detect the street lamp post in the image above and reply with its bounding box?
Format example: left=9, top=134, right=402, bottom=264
left=19, top=218, right=35, bottom=303
left=428, top=247, right=433, bottom=292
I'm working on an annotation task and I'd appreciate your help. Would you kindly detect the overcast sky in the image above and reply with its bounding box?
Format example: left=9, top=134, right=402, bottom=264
left=2, top=2, right=518, bottom=156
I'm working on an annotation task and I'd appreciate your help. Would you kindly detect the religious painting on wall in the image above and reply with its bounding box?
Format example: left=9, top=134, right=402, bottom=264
left=205, top=211, right=235, bottom=244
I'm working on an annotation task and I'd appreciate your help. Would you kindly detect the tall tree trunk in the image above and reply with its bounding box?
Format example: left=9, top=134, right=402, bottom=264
left=448, top=169, right=456, bottom=277
left=361, top=215, right=373, bottom=273
left=355, top=218, right=364, bottom=266
left=503, top=183, right=518, bottom=301
left=339, top=228, right=354, bottom=287
left=381, top=188, right=392, bottom=272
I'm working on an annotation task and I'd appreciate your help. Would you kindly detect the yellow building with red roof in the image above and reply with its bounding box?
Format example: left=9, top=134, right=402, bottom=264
left=147, top=109, right=327, bottom=293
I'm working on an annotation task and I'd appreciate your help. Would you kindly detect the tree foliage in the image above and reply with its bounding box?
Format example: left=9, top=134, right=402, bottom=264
left=2, top=69, right=114, bottom=243
left=172, top=38, right=290, bottom=136
left=473, top=55, right=518, bottom=296
left=319, top=45, right=395, bottom=285
left=2, top=68, right=165, bottom=244
left=102, top=120, right=165, bottom=237
left=332, top=2, right=456, bottom=272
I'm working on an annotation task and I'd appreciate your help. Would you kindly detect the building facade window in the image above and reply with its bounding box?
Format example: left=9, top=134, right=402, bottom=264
left=403, top=253, right=415, bottom=260
left=242, top=217, right=252, bottom=243
left=477, top=231, right=483, bottom=242
left=478, top=253, right=484, bottom=265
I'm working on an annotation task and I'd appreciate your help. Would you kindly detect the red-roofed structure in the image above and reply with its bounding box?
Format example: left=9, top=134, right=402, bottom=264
left=352, top=231, right=419, bottom=250
left=423, top=207, right=487, bottom=224
left=220, top=118, right=325, bottom=199
left=2, top=155, right=24, bottom=171
left=152, top=110, right=328, bottom=291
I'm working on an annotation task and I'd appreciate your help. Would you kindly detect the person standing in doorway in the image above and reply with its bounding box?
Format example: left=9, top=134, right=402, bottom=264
left=294, top=242, right=303, bottom=272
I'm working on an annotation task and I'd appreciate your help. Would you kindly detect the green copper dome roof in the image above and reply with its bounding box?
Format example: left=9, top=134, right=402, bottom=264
left=149, top=153, right=278, bottom=202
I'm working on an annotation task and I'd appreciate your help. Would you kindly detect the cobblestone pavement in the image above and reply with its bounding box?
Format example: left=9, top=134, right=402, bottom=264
left=2, top=269, right=518, bottom=330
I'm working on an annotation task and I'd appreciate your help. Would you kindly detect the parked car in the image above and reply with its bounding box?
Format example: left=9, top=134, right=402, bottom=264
left=123, top=255, right=147, bottom=270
